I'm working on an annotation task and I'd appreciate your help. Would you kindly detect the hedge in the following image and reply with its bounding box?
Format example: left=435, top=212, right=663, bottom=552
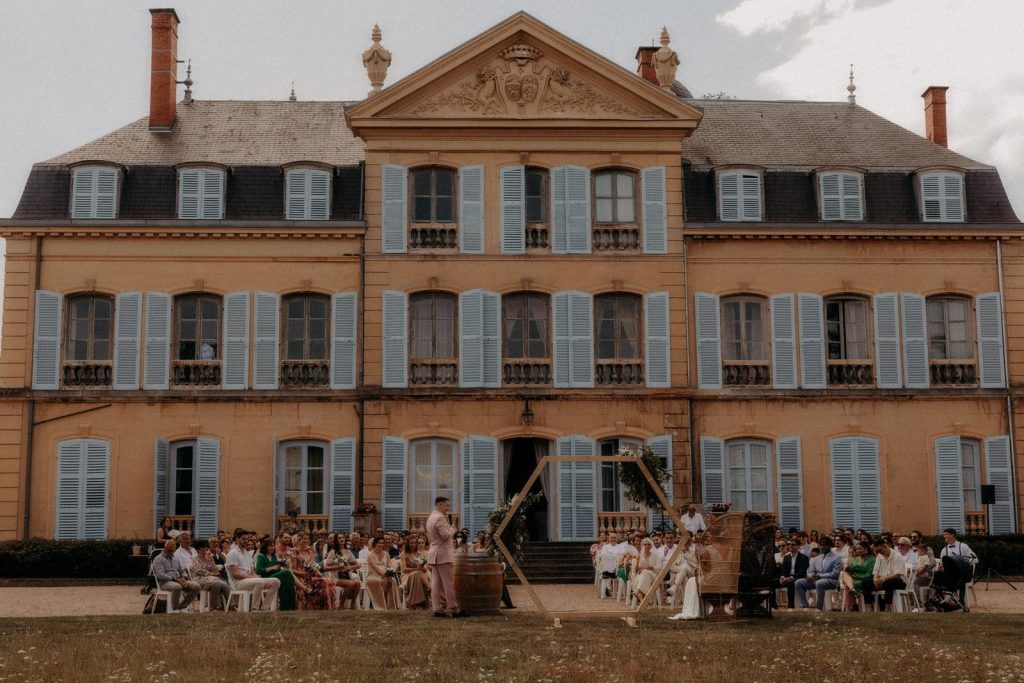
left=0, top=538, right=153, bottom=579
left=923, top=534, right=1024, bottom=577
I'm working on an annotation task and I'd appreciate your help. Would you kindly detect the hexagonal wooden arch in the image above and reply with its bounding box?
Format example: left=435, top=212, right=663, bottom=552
left=491, top=452, right=691, bottom=622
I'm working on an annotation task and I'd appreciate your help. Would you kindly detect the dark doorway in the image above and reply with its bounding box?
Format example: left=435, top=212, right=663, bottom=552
left=503, top=438, right=549, bottom=542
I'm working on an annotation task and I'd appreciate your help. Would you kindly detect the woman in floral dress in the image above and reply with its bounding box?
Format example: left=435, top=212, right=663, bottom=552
left=289, top=532, right=335, bottom=610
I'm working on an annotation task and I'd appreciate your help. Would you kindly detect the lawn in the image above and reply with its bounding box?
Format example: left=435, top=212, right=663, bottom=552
left=0, top=611, right=1022, bottom=682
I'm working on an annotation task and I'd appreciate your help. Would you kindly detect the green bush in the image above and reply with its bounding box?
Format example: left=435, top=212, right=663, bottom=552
left=923, top=534, right=1024, bottom=577
left=0, top=538, right=153, bottom=579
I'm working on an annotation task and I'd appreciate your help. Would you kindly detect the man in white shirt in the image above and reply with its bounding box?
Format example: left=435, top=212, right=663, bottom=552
left=832, top=533, right=850, bottom=562
left=349, top=533, right=369, bottom=561
left=681, top=505, right=706, bottom=536
left=935, top=528, right=977, bottom=602
left=895, top=536, right=917, bottom=570
left=173, top=531, right=198, bottom=573
left=226, top=535, right=280, bottom=610
left=868, top=538, right=906, bottom=611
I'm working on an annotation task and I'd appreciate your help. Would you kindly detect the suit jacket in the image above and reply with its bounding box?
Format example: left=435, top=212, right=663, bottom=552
left=781, top=552, right=809, bottom=580
left=425, top=510, right=455, bottom=565
left=818, top=550, right=844, bottom=581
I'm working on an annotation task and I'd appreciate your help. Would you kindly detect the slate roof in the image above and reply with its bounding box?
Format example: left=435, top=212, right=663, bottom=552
left=44, top=101, right=364, bottom=167
left=680, top=99, right=991, bottom=171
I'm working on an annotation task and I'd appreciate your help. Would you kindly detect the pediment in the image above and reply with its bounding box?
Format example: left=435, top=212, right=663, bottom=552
left=347, top=13, right=702, bottom=126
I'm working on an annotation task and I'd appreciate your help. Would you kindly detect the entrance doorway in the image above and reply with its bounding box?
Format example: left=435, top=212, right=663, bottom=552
left=502, top=438, right=550, bottom=542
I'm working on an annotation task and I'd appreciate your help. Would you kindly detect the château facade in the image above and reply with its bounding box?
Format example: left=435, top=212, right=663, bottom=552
left=0, top=9, right=1020, bottom=543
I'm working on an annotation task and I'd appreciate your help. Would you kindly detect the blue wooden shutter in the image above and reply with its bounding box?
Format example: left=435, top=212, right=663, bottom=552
left=381, top=164, right=408, bottom=253
left=556, top=436, right=595, bottom=541
left=113, top=292, right=142, bottom=390
left=900, top=293, right=928, bottom=389
left=459, top=290, right=484, bottom=388
left=647, top=435, right=673, bottom=530
left=481, top=291, right=501, bottom=388
left=976, top=293, right=1006, bottom=388
left=459, top=165, right=484, bottom=254
left=194, top=437, right=221, bottom=538
left=500, top=165, right=525, bottom=254
left=740, top=172, right=762, bottom=221
left=942, top=173, right=964, bottom=222
left=253, top=292, right=279, bottom=390
left=552, top=291, right=593, bottom=388
left=82, top=439, right=110, bottom=540
left=700, top=436, right=725, bottom=505
left=330, top=438, right=357, bottom=533
left=143, top=292, right=171, bottom=390
left=776, top=437, right=804, bottom=531
left=32, top=290, right=62, bottom=390
left=695, top=292, right=722, bottom=389
left=551, top=166, right=568, bottom=253
left=330, top=292, right=358, bottom=389
left=855, top=437, right=882, bottom=533
left=463, top=436, right=498, bottom=535
left=381, top=437, right=407, bottom=531
left=153, top=438, right=169, bottom=534
left=820, top=172, right=842, bottom=220
left=841, top=173, right=863, bottom=220
left=201, top=169, right=225, bottom=219
left=830, top=437, right=857, bottom=529
left=770, top=293, right=797, bottom=389
left=873, top=293, right=902, bottom=388
left=222, top=291, right=250, bottom=390
left=272, top=440, right=280, bottom=530
left=179, top=169, right=202, bottom=219
left=308, top=169, right=330, bottom=220
left=934, top=435, right=965, bottom=533
left=552, top=292, right=571, bottom=387
left=286, top=169, right=308, bottom=219
left=381, top=291, right=408, bottom=388
left=718, top=172, right=740, bottom=221
left=798, top=293, right=826, bottom=389
left=641, top=166, right=667, bottom=254
left=985, top=436, right=1015, bottom=534
left=565, top=166, right=591, bottom=254
left=72, top=167, right=118, bottom=219
left=55, top=440, right=84, bottom=540
left=645, top=292, right=670, bottom=388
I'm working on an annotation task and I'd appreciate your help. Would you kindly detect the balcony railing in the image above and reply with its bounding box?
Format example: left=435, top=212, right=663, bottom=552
left=827, top=360, right=874, bottom=387
left=276, top=514, right=330, bottom=534
left=526, top=226, right=549, bottom=250
left=280, top=360, right=329, bottom=388
left=409, top=226, right=458, bottom=249
left=171, top=360, right=221, bottom=388
left=408, top=512, right=461, bottom=535
left=930, top=360, right=977, bottom=386
left=503, top=359, right=552, bottom=385
left=965, top=509, right=987, bottom=535
left=722, top=361, right=771, bottom=386
left=168, top=515, right=194, bottom=534
left=592, top=226, right=640, bottom=251
left=410, top=360, right=458, bottom=386
left=62, top=361, right=112, bottom=388
left=595, top=361, right=643, bottom=386
left=597, top=511, right=647, bottom=536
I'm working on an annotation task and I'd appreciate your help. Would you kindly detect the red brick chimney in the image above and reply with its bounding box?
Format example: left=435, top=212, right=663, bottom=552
left=636, top=46, right=658, bottom=86
left=149, top=8, right=180, bottom=131
left=922, top=85, right=949, bottom=148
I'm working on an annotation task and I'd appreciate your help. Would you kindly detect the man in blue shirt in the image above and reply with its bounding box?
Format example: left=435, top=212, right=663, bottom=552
left=794, top=536, right=843, bottom=610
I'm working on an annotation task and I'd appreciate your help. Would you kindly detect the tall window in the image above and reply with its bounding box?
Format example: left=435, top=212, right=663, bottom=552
left=526, top=168, right=548, bottom=224
left=595, top=294, right=641, bottom=360
left=411, top=439, right=456, bottom=513
left=727, top=439, right=771, bottom=512
left=599, top=438, right=642, bottom=512
left=281, top=442, right=326, bottom=516
left=65, top=294, right=113, bottom=361
left=927, top=296, right=972, bottom=360
left=503, top=293, right=549, bottom=359
left=593, top=171, right=636, bottom=224
left=961, top=439, right=981, bottom=511
left=170, top=441, right=196, bottom=516
left=721, top=296, right=767, bottom=361
left=410, top=292, right=456, bottom=360
left=826, top=297, right=869, bottom=360
left=411, top=167, right=456, bottom=223
left=283, top=294, right=329, bottom=361
left=175, top=294, right=221, bottom=360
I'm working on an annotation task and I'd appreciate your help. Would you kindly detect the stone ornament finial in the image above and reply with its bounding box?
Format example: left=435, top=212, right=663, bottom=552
left=653, top=26, right=679, bottom=90
left=363, top=23, right=392, bottom=96
left=847, top=64, right=857, bottom=104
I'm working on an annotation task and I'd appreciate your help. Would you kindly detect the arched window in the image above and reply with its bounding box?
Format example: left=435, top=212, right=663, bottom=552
left=282, top=294, right=329, bottom=361
left=66, top=294, right=113, bottom=362
left=279, top=441, right=327, bottom=516
left=726, top=439, right=772, bottom=512
left=410, top=292, right=457, bottom=385
left=410, top=439, right=457, bottom=517
left=593, top=170, right=636, bottom=224
left=411, top=167, right=456, bottom=223
left=721, top=295, right=767, bottom=361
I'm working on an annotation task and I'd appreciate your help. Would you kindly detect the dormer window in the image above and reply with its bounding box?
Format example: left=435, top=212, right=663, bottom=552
left=718, top=169, right=761, bottom=222
left=71, top=165, right=119, bottom=219
left=285, top=167, right=331, bottom=220
left=919, top=171, right=964, bottom=222
left=818, top=171, right=864, bottom=221
left=178, top=168, right=225, bottom=219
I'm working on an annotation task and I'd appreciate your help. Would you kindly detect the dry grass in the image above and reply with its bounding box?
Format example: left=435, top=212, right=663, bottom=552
left=0, top=611, right=1022, bottom=682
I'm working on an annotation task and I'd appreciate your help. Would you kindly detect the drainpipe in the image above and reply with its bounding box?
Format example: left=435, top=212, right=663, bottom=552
left=996, top=239, right=1019, bottom=532
left=22, top=236, right=43, bottom=539
left=356, top=165, right=366, bottom=506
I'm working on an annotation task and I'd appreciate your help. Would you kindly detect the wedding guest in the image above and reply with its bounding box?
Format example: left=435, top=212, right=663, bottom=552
left=349, top=533, right=369, bottom=561
left=226, top=535, right=280, bottom=611
left=323, top=533, right=362, bottom=609
left=155, top=516, right=174, bottom=548
left=153, top=539, right=201, bottom=612
left=400, top=536, right=431, bottom=609
left=775, top=539, right=809, bottom=610
left=840, top=541, right=875, bottom=611
left=795, top=536, right=842, bottom=611
left=912, top=542, right=937, bottom=603
left=895, top=536, right=918, bottom=570
left=255, top=537, right=298, bottom=611
left=365, top=537, right=398, bottom=610
left=207, top=537, right=228, bottom=580
left=282, top=511, right=302, bottom=535
left=681, top=505, right=705, bottom=536
left=631, top=538, right=663, bottom=604
left=868, top=538, right=906, bottom=611
left=289, top=532, right=335, bottom=610
left=173, top=531, right=198, bottom=573
left=191, top=541, right=231, bottom=611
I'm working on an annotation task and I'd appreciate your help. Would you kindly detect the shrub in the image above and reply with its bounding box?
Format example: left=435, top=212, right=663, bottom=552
left=923, top=534, right=1024, bottom=576
left=0, top=538, right=153, bottom=579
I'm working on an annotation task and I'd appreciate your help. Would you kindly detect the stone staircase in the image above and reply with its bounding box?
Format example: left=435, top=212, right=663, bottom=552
left=506, top=542, right=594, bottom=584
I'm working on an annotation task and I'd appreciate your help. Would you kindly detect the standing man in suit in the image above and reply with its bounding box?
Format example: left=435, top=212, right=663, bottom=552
left=774, top=538, right=809, bottom=610
left=426, top=496, right=465, bottom=618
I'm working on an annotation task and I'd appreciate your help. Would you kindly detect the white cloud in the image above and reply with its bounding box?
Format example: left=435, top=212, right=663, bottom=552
left=719, top=0, right=1024, bottom=219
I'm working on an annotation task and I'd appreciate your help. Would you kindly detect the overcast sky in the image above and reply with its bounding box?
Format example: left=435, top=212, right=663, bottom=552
left=0, top=0, right=1021, bottom=222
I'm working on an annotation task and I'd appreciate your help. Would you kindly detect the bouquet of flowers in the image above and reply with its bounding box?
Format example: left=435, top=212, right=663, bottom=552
left=617, top=445, right=672, bottom=511
left=417, top=555, right=428, bottom=569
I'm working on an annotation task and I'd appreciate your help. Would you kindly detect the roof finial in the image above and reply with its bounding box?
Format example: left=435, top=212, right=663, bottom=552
left=653, top=26, right=680, bottom=91
left=180, top=59, right=194, bottom=104
left=847, top=63, right=856, bottom=104
left=363, top=23, right=392, bottom=97
left=289, top=82, right=297, bottom=101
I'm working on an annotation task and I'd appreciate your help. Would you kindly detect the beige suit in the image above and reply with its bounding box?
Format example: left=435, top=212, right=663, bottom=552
left=426, top=509, right=459, bottom=612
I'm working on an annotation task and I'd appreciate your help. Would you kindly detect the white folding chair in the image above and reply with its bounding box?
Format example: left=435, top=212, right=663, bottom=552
left=892, top=566, right=919, bottom=613
left=225, top=574, right=252, bottom=612
left=148, top=563, right=180, bottom=614
left=357, top=560, right=371, bottom=609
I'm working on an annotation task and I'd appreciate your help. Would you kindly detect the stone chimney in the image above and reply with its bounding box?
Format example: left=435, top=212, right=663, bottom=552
left=635, top=45, right=659, bottom=86
left=149, top=8, right=181, bottom=131
left=922, top=85, right=949, bottom=148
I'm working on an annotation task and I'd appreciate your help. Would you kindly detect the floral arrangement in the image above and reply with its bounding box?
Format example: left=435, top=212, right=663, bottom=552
left=484, top=492, right=543, bottom=564
left=617, top=445, right=672, bottom=511
left=710, top=503, right=732, bottom=513
left=355, top=503, right=377, bottom=514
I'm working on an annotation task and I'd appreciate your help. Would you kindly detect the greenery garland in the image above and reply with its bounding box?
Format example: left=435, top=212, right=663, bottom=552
left=617, top=445, right=672, bottom=511
left=484, top=492, right=543, bottom=564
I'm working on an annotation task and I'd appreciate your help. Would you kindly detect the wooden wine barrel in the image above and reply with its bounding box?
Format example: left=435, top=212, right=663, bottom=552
left=453, top=553, right=503, bottom=614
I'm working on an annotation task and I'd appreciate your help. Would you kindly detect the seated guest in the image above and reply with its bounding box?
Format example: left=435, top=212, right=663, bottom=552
left=324, top=533, right=362, bottom=609
left=795, top=536, right=842, bottom=611
left=226, top=533, right=280, bottom=611
left=400, top=535, right=431, bottom=609
left=254, top=537, right=298, bottom=611
left=661, top=531, right=677, bottom=562
left=832, top=534, right=850, bottom=563
left=365, top=537, right=399, bottom=610
left=289, top=532, right=335, bottom=610
left=190, top=540, right=231, bottom=610
left=775, top=539, right=809, bottom=610
left=681, top=505, right=706, bottom=536
left=933, top=528, right=978, bottom=602
left=667, top=538, right=697, bottom=599
left=895, top=536, right=917, bottom=570
left=152, top=539, right=201, bottom=612
left=590, top=533, right=607, bottom=562
left=866, top=538, right=906, bottom=611
left=207, top=536, right=228, bottom=581
left=282, top=511, right=302, bottom=535
left=173, top=531, right=198, bottom=573
left=840, top=541, right=875, bottom=610
left=349, top=532, right=369, bottom=561
left=155, top=516, right=174, bottom=552
left=631, top=538, right=663, bottom=604
left=912, top=542, right=937, bottom=603
left=597, top=532, right=622, bottom=595
left=909, top=530, right=934, bottom=558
